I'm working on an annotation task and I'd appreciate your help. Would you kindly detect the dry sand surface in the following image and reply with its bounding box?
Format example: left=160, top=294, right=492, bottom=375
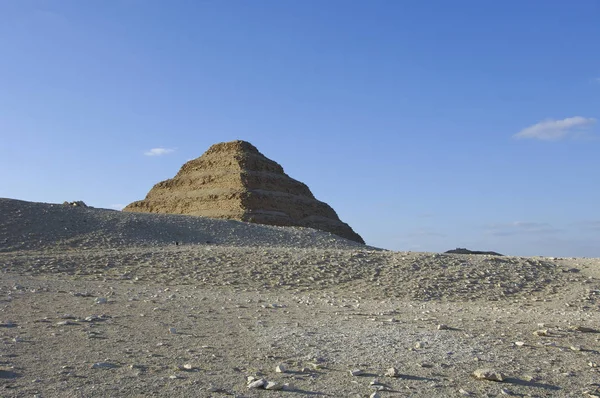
left=1, top=198, right=599, bottom=397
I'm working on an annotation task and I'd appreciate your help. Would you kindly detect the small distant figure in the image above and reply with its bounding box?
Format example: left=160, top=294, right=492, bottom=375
left=63, top=201, right=88, bottom=208
left=175, top=241, right=179, bottom=246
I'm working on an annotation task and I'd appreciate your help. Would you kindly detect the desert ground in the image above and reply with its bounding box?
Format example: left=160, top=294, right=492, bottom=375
left=1, top=198, right=599, bottom=397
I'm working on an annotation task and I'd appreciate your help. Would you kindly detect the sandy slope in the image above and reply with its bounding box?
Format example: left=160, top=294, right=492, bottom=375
left=1, top=199, right=599, bottom=397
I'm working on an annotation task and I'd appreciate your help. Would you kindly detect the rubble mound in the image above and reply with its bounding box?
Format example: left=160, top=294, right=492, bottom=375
left=445, top=247, right=504, bottom=256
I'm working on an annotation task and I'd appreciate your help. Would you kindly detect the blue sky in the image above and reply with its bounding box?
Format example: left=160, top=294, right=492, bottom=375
left=1, top=0, right=599, bottom=257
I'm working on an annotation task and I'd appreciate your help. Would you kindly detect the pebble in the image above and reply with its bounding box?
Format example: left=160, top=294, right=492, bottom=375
left=91, top=362, right=118, bottom=369
left=275, top=364, right=287, bottom=373
left=169, top=327, right=177, bottom=334
left=571, top=325, right=598, bottom=333
left=533, top=329, right=549, bottom=336
left=265, top=381, right=283, bottom=390
left=95, top=297, right=108, bottom=304
left=473, top=368, right=505, bottom=382
left=370, top=393, right=381, bottom=398
left=385, top=367, right=400, bottom=377
left=350, top=369, right=364, bottom=376
left=247, top=379, right=266, bottom=389
left=437, top=324, right=450, bottom=330
left=514, top=341, right=525, bottom=347
left=459, top=389, right=472, bottom=395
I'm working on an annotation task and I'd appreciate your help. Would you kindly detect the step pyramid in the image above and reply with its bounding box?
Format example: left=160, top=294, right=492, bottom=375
left=123, top=140, right=364, bottom=243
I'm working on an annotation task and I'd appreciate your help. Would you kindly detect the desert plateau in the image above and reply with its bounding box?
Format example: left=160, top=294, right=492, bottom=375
left=1, top=198, right=599, bottom=397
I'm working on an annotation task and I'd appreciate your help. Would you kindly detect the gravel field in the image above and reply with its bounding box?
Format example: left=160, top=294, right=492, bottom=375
left=1, top=198, right=599, bottom=397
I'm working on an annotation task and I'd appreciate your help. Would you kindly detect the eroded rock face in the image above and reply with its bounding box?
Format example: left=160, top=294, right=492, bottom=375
left=123, top=140, right=364, bottom=243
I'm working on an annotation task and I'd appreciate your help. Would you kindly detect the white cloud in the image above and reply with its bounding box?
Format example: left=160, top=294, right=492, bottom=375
left=109, top=204, right=126, bottom=210
left=144, top=148, right=175, bottom=156
left=514, top=116, right=596, bottom=141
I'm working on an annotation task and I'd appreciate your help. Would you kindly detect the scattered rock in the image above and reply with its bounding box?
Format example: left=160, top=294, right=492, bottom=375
left=265, top=381, right=283, bottom=390
left=571, top=326, right=599, bottom=333
left=95, top=297, right=108, bottom=304
left=247, top=379, right=266, bottom=389
left=473, top=369, right=505, bottom=382
left=385, top=367, right=400, bottom=377
left=91, top=362, right=119, bottom=369
left=350, top=369, right=364, bottom=376
left=415, top=341, right=426, bottom=349
left=437, top=324, right=450, bottom=330
left=533, top=329, right=549, bottom=336
left=275, top=364, right=287, bottom=373
left=417, top=363, right=433, bottom=368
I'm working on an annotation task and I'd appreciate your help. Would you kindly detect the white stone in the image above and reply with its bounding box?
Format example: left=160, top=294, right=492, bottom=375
left=91, top=362, right=118, bottom=369
left=275, top=364, right=287, bottom=373
left=385, top=367, right=400, bottom=377
left=473, top=368, right=504, bottom=382
left=247, top=379, right=266, bottom=389
left=265, top=381, right=283, bottom=390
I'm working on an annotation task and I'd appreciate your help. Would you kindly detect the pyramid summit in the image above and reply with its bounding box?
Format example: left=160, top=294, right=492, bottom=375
left=123, top=140, right=364, bottom=243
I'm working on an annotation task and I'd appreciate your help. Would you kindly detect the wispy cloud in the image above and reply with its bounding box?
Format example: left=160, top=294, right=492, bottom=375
left=577, top=220, right=600, bottom=231
left=144, top=148, right=175, bottom=156
left=514, top=117, right=596, bottom=141
left=484, top=221, right=562, bottom=237
left=109, top=204, right=126, bottom=210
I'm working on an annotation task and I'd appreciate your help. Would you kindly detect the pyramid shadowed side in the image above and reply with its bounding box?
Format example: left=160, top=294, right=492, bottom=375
left=123, top=140, right=365, bottom=243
